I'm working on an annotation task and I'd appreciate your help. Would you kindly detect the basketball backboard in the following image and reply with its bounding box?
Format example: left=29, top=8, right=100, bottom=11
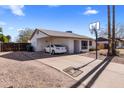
left=89, top=21, right=100, bottom=31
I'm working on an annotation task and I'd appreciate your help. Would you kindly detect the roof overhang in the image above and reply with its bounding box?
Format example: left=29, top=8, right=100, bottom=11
left=30, top=28, right=94, bottom=41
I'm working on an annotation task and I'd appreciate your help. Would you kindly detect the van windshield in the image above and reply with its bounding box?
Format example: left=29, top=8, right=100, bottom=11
left=55, top=45, right=64, bottom=47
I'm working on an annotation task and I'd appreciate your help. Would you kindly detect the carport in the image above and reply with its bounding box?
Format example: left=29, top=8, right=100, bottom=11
left=37, top=36, right=74, bottom=54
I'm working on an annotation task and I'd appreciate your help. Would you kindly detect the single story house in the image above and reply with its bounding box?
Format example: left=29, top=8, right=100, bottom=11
left=116, top=38, right=124, bottom=48
left=97, top=37, right=108, bottom=49
left=30, top=28, right=95, bottom=54
left=97, top=37, right=124, bottom=49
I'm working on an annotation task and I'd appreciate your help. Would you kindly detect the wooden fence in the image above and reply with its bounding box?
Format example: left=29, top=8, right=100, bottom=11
left=0, top=43, right=30, bottom=52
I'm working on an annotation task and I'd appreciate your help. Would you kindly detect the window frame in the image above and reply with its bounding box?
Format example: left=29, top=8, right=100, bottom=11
left=81, top=41, right=88, bottom=49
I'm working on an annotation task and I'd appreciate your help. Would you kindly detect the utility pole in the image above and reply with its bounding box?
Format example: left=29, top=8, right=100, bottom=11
left=112, top=5, right=116, bottom=55
left=107, top=5, right=112, bottom=56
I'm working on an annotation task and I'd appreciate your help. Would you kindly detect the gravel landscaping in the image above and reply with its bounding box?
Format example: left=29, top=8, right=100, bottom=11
left=81, top=49, right=124, bottom=65
left=0, top=52, right=76, bottom=88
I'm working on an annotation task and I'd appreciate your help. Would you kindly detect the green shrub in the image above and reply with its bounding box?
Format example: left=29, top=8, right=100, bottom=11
left=0, top=34, right=9, bottom=43
left=26, top=44, right=34, bottom=52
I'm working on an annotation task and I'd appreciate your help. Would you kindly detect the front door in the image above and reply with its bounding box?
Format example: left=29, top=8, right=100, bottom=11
left=74, top=40, right=80, bottom=53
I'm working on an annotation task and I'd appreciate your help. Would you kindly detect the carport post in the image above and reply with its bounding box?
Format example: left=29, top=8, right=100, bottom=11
left=87, top=40, right=90, bottom=51
left=49, top=41, right=52, bottom=55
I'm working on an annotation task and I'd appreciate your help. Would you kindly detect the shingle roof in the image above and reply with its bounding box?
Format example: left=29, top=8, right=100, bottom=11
left=97, top=37, right=108, bottom=41
left=30, top=28, right=94, bottom=40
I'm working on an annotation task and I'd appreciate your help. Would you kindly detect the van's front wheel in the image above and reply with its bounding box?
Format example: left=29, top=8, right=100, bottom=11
left=52, top=50, right=55, bottom=55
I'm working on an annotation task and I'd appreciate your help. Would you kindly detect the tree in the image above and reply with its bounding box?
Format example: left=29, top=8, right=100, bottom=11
left=0, top=27, right=2, bottom=33
left=16, top=28, right=33, bottom=43
left=99, top=24, right=124, bottom=39
left=115, top=24, right=124, bottom=38
left=0, top=27, right=11, bottom=43
left=0, top=34, right=9, bottom=43
left=6, top=35, right=11, bottom=42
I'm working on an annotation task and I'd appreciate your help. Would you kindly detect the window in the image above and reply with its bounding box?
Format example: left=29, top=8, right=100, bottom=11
left=47, top=45, right=53, bottom=47
left=81, top=41, right=87, bottom=49
left=104, top=44, right=108, bottom=49
left=122, top=42, right=124, bottom=46
left=55, top=45, right=64, bottom=47
left=89, top=41, right=92, bottom=46
left=51, top=45, right=53, bottom=47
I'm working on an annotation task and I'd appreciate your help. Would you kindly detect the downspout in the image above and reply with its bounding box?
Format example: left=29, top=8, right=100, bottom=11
left=49, top=37, right=53, bottom=55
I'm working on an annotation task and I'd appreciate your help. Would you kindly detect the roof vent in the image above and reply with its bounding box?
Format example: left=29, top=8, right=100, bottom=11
left=66, top=31, right=72, bottom=33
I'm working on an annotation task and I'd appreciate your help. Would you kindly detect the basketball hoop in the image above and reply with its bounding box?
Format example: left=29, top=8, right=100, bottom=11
left=89, top=21, right=100, bottom=59
left=89, top=21, right=100, bottom=31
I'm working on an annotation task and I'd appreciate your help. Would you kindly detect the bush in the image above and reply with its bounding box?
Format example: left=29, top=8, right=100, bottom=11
left=98, top=44, right=104, bottom=49
left=99, top=52, right=107, bottom=56
left=26, top=44, right=34, bottom=52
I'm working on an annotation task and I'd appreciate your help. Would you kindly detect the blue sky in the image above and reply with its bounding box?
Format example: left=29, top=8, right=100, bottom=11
left=0, top=5, right=124, bottom=41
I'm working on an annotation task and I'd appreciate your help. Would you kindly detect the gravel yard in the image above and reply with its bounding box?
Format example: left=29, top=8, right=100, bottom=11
left=0, top=52, right=76, bottom=88
left=81, top=49, right=124, bottom=64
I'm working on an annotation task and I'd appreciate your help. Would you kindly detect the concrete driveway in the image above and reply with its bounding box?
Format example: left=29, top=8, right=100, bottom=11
left=35, top=54, right=124, bottom=88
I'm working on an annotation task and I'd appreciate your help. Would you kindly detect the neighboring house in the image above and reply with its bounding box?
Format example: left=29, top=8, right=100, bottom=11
left=97, top=37, right=124, bottom=49
left=116, top=38, right=124, bottom=48
left=97, top=37, right=108, bottom=49
left=30, top=28, right=95, bottom=54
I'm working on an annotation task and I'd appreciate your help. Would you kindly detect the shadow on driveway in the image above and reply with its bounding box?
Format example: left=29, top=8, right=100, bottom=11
left=0, top=51, right=76, bottom=61
left=70, top=56, right=113, bottom=88
left=74, top=59, right=97, bottom=70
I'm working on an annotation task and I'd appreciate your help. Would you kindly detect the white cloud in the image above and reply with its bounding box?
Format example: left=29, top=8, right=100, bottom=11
left=83, top=7, right=98, bottom=15
left=17, top=28, right=24, bottom=31
left=8, top=27, right=14, bottom=30
left=0, top=21, right=6, bottom=26
left=8, top=5, right=25, bottom=16
left=1, top=5, right=25, bottom=16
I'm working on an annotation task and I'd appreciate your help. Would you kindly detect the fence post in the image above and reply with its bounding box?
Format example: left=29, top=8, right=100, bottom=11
left=0, top=43, right=1, bottom=52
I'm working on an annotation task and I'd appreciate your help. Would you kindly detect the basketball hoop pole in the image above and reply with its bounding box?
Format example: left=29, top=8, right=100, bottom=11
left=90, top=21, right=99, bottom=59
left=93, top=28, right=98, bottom=59
left=94, top=29, right=98, bottom=59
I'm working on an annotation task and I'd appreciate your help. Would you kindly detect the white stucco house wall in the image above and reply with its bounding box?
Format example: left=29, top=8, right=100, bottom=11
left=30, top=28, right=95, bottom=54
left=116, top=39, right=124, bottom=48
